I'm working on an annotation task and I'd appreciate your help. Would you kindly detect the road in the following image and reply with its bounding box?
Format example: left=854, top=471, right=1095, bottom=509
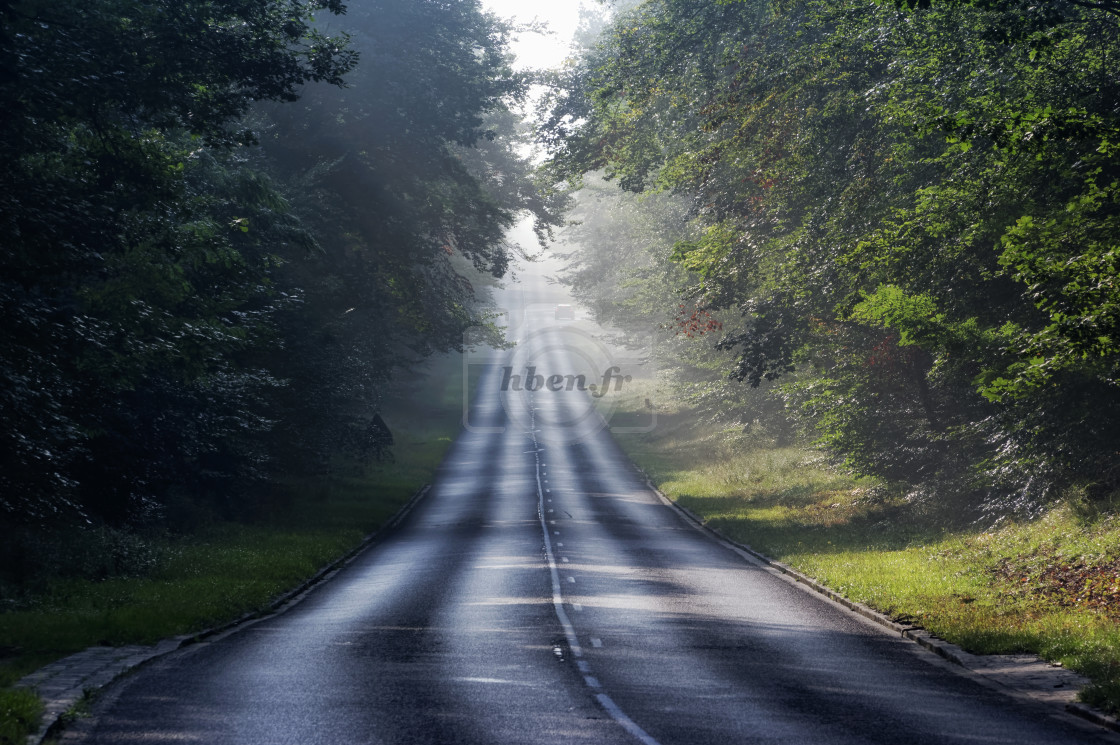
left=68, top=256, right=1117, bottom=744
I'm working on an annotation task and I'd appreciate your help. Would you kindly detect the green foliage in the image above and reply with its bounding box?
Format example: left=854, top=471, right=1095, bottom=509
left=0, top=0, right=551, bottom=585
left=989, top=171, right=1120, bottom=399
left=252, top=0, right=560, bottom=480
left=544, top=0, right=1120, bottom=513
left=849, top=287, right=943, bottom=347
left=0, top=0, right=355, bottom=527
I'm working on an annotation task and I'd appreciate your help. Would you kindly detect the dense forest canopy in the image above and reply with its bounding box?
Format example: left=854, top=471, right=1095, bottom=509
left=544, top=0, right=1120, bottom=515
left=4, top=0, right=1119, bottom=588
left=0, top=0, right=556, bottom=578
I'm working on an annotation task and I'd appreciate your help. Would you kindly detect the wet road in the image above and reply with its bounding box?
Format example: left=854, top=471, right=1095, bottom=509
left=70, top=261, right=1117, bottom=744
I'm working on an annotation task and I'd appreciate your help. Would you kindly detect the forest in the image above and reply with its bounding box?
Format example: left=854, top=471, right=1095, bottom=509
left=2, top=0, right=1120, bottom=736
left=0, top=0, right=559, bottom=583
left=544, top=0, right=1120, bottom=520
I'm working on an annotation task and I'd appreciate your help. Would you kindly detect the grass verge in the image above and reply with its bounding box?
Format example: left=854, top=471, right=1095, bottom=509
left=0, top=353, right=466, bottom=743
left=0, top=688, right=42, bottom=745
left=613, top=395, right=1120, bottom=715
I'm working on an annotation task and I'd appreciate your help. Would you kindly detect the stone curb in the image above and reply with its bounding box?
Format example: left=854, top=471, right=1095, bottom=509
left=641, top=475, right=1120, bottom=736
left=16, top=484, right=432, bottom=745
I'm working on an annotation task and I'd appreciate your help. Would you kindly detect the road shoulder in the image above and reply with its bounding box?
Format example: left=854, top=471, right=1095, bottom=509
left=644, top=476, right=1120, bottom=737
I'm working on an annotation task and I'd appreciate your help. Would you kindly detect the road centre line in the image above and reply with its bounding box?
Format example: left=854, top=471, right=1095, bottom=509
left=530, top=407, right=581, bottom=664
left=597, top=694, right=661, bottom=745
left=527, top=401, right=662, bottom=745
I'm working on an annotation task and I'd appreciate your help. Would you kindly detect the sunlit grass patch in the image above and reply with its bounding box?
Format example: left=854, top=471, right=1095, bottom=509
left=614, top=398, right=1120, bottom=714
left=0, top=526, right=362, bottom=653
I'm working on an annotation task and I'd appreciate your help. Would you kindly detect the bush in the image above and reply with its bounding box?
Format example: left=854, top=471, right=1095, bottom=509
left=0, top=524, right=164, bottom=598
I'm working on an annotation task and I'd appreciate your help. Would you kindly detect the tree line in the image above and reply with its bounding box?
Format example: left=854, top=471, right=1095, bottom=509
left=0, top=0, right=556, bottom=582
left=544, top=0, right=1120, bottom=516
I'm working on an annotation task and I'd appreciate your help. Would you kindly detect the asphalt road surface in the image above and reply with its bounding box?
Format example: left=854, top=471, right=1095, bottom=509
left=68, top=258, right=1118, bottom=744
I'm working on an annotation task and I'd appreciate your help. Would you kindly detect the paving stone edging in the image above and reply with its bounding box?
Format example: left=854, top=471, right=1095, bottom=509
left=642, top=475, right=1120, bottom=736
left=15, top=484, right=431, bottom=745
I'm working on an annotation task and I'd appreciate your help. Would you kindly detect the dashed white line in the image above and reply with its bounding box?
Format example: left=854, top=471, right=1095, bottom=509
left=596, top=694, right=661, bottom=745
left=526, top=405, right=662, bottom=745
left=591, top=638, right=602, bottom=648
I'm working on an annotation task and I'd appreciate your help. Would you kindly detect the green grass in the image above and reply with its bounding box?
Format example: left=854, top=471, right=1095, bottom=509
left=0, top=353, right=467, bottom=741
left=0, top=687, right=42, bottom=745
left=616, top=397, right=1120, bottom=714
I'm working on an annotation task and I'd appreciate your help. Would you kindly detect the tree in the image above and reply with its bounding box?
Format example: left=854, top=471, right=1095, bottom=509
left=252, top=0, right=562, bottom=479
left=0, top=0, right=353, bottom=524
left=543, top=0, right=1120, bottom=513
